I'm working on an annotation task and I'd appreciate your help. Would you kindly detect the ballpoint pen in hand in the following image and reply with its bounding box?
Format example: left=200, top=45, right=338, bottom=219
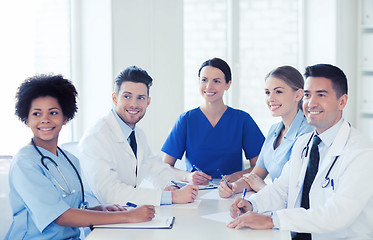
left=193, top=164, right=206, bottom=173
left=171, top=180, right=187, bottom=189
left=217, top=169, right=232, bottom=190
left=242, top=188, right=247, bottom=200
left=125, top=202, right=138, bottom=208
left=239, top=188, right=248, bottom=214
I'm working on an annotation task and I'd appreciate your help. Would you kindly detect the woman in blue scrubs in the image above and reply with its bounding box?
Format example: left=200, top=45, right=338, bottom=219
left=218, top=66, right=313, bottom=198
left=162, top=58, right=265, bottom=185
left=6, top=75, right=155, bottom=240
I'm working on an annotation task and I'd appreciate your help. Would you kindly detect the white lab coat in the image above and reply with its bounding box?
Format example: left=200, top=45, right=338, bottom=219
left=78, top=111, right=175, bottom=206
left=249, top=120, right=373, bottom=240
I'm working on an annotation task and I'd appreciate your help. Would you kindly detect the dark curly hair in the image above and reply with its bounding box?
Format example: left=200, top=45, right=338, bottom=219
left=15, top=74, right=78, bottom=124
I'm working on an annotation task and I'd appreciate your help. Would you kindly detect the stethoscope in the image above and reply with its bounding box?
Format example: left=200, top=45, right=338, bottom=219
left=301, top=133, right=340, bottom=189
left=31, top=139, right=87, bottom=209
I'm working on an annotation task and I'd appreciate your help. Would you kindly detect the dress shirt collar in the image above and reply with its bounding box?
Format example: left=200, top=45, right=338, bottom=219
left=112, top=108, right=135, bottom=139
left=316, top=117, right=344, bottom=148
left=273, top=109, right=306, bottom=141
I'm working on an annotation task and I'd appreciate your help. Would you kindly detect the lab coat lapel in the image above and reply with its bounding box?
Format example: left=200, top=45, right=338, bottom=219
left=316, top=121, right=350, bottom=179
left=291, top=121, right=350, bottom=209
left=107, top=111, right=139, bottom=182
left=106, top=111, right=127, bottom=143
left=286, top=132, right=314, bottom=208
left=137, top=135, right=143, bottom=169
left=295, top=138, right=312, bottom=205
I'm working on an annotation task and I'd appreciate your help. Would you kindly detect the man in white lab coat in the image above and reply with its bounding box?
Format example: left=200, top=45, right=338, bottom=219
left=227, top=64, right=373, bottom=239
left=79, top=66, right=198, bottom=206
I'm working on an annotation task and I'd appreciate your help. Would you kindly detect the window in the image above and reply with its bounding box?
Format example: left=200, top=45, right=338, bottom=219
left=0, top=0, right=71, bottom=155
left=184, top=0, right=227, bottom=111
left=184, top=0, right=302, bottom=135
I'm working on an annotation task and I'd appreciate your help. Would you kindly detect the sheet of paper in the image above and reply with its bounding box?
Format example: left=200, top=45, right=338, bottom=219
left=201, top=211, right=234, bottom=224
left=94, top=216, right=175, bottom=229
left=199, top=189, right=239, bottom=200
left=171, top=200, right=201, bottom=209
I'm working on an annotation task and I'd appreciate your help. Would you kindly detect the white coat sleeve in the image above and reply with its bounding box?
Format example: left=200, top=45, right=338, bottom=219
left=140, top=142, right=176, bottom=189
left=78, top=131, right=163, bottom=206
left=249, top=158, right=291, bottom=212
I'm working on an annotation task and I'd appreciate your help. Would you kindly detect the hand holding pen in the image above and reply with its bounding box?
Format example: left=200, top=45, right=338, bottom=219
left=229, top=189, right=252, bottom=219
left=189, top=164, right=212, bottom=185
left=217, top=169, right=232, bottom=190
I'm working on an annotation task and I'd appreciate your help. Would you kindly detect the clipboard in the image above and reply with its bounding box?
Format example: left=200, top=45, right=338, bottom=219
left=94, top=216, right=175, bottom=229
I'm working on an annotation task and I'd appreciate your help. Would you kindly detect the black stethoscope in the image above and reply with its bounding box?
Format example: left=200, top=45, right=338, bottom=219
left=31, top=139, right=87, bottom=209
left=301, top=133, right=340, bottom=189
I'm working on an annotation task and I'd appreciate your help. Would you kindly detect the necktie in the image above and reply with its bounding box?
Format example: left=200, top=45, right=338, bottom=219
left=129, top=131, right=137, bottom=158
left=293, top=135, right=321, bottom=240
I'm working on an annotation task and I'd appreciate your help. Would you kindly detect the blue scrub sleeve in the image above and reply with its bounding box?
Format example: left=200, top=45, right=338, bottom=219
left=242, top=114, right=265, bottom=160
left=161, top=114, right=188, bottom=159
left=10, top=162, right=71, bottom=232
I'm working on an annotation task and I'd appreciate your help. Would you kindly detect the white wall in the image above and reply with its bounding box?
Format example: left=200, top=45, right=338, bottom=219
left=72, top=0, right=360, bottom=150
left=71, top=0, right=113, bottom=139
left=72, top=0, right=184, bottom=153
left=302, top=0, right=358, bottom=126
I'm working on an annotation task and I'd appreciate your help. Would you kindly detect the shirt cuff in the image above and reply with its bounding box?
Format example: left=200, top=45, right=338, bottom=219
left=248, top=200, right=257, bottom=212
left=271, top=211, right=280, bottom=229
left=160, top=191, right=172, bottom=205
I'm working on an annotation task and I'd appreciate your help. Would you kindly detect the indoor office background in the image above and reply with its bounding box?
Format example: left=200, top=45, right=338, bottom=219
left=1, top=0, right=371, bottom=157
left=0, top=0, right=372, bottom=238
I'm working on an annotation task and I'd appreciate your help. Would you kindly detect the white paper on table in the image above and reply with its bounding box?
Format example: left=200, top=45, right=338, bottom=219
left=201, top=211, right=234, bottom=224
left=171, top=200, right=201, bottom=209
left=199, top=189, right=239, bottom=200
left=94, top=216, right=175, bottom=229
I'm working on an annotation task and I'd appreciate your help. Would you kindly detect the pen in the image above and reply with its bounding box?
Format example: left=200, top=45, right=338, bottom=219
left=192, top=164, right=202, bottom=172
left=242, top=188, right=247, bottom=200
left=217, top=169, right=232, bottom=190
left=239, top=188, right=248, bottom=214
left=171, top=180, right=183, bottom=189
left=126, top=202, right=137, bottom=208
left=331, top=179, right=334, bottom=190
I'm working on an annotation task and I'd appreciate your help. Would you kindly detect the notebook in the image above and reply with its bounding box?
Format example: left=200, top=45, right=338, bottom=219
left=94, top=216, right=175, bottom=229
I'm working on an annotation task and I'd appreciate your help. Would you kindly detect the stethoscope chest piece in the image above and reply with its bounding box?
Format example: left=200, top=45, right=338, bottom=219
left=322, top=177, right=330, bottom=188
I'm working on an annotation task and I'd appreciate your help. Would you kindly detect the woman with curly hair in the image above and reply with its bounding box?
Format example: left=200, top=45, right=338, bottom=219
left=6, top=74, right=155, bottom=240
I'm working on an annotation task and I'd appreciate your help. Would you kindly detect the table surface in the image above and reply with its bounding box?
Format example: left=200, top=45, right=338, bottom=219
left=86, top=189, right=291, bottom=240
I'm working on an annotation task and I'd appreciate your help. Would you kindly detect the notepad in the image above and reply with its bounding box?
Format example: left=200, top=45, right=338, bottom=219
left=94, top=216, right=175, bottom=229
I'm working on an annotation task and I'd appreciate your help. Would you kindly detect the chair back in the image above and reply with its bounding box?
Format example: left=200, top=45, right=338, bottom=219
left=0, top=155, right=13, bottom=239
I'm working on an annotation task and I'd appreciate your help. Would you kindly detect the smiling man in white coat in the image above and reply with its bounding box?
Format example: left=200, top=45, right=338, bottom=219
left=78, top=66, right=198, bottom=206
left=228, top=64, right=373, bottom=240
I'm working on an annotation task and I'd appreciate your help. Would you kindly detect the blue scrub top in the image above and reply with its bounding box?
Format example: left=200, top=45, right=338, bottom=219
left=256, top=109, right=314, bottom=180
left=161, top=107, right=265, bottom=178
left=6, top=145, right=82, bottom=240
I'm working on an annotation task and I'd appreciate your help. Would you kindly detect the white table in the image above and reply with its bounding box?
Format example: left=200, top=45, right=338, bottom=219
left=86, top=190, right=291, bottom=240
